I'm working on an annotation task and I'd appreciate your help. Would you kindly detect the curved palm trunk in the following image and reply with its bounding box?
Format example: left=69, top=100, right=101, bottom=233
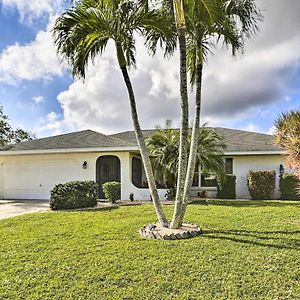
left=170, top=25, right=189, bottom=229
left=180, top=63, right=203, bottom=225
left=120, top=66, right=169, bottom=228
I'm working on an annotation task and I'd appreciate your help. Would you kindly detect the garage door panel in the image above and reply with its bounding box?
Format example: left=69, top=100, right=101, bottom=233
left=3, top=159, right=80, bottom=199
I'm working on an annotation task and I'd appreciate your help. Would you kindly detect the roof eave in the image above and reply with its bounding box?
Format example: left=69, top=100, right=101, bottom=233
left=224, top=150, right=285, bottom=156
left=0, top=146, right=139, bottom=156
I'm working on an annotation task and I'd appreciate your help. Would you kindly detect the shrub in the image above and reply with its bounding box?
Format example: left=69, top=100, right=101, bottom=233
left=50, top=181, right=97, bottom=210
left=129, top=193, right=134, bottom=202
left=102, top=181, right=121, bottom=203
left=280, top=173, right=300, bottom=200
left=198, top=191, right=208, bottom=199
left=165, top=188, right=176, bottom=200
left=217, top=174, right=236, bottom=199
left=247, top=170, right=276, bottom=200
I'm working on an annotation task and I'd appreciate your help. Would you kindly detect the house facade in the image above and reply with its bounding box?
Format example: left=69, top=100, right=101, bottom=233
left=0, top=128, right=286, bottom=200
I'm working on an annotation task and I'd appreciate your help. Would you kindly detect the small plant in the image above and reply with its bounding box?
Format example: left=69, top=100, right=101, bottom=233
left=165, top=188, right=176, bottom=200
left=247, top=170, right=276, bottom=200
left=102, top=181, right=121, bottom=203
left=280, top=173, right=300, bottom=200
left=217, top=174, right=236, bottom=199
left=50, top=181, right=97, bottom=210
left=129, top=193, right=134, bottom=202
left=198, top=191, right=208, bottom=199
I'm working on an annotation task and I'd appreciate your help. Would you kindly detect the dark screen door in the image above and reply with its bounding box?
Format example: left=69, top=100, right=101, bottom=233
left=96, top=156, right=121, bottom=199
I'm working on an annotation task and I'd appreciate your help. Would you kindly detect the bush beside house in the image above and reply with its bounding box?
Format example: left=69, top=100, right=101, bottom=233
left=217, top=174, right=236, bottom=199
left=102, top=181, right=121, bottom=203
left=247, top=170, right=276, bottom=200
left=50, top=181, right=97, bottom=210
left=280, top=173, right=300, bottom=200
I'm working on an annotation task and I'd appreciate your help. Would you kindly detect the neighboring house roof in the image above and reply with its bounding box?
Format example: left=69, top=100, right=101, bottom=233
left=110, top=127, right=281, bottom=153
left=1, top=130, right=135, bottom=152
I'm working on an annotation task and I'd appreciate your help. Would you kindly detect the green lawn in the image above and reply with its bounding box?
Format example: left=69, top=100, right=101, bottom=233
left=0, top=200, right=299, bottom=300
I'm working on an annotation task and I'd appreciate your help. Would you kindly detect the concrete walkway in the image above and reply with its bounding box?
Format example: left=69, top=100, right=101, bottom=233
left=0, top=200, right=49, bottom=220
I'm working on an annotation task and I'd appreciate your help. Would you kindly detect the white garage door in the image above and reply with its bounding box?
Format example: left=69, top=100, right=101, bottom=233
left=3, top=159, right=80, bottom=199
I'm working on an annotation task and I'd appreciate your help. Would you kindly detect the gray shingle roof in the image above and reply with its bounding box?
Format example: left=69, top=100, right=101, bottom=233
left=2, top=130, right=135, bottom=151
left=110, top=127, right=281, bottom=152
left=1, top=127, right=281, bottom=153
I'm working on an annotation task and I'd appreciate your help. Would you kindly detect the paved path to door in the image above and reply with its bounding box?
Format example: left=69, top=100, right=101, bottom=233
left=0, top=200, right=49, bottom=220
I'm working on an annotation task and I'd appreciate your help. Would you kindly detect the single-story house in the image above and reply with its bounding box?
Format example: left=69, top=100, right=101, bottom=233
left=0, top=128, right=286, bottom=200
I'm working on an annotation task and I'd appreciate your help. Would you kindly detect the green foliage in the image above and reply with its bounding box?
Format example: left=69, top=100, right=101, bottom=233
left=50, top=181, right=97, bottom=210
left=0, top=105, right=35, bottom=147
left=247, top=170, right=276, bottom=200
left=274, top=110, right=300, bottom=188
left=147, top=120, right=225, bottom=188
left=279, top=173, right=300, bottom=200
left=217, top=174, right=236, bottom=199
left=129, top=193, right=134, bottom=202
left=102, top=181, right=121, bottom=203
left=0, top=202, right=299, bottom=299
left=53, top=0, right=176, bottom=78
left=165, top=188, right=176, bottom=200
left=198, top=190, right=207, bottom=198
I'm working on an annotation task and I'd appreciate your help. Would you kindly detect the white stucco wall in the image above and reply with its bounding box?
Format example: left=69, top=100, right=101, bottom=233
left=230, top=154, right=287, bottom=199
left=0, top=151, right=287, bottom=201
left=0, top=151, right=167, bottom=201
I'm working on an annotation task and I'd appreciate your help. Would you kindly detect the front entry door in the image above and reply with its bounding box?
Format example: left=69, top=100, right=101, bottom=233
left=96, top=156, right=121, bottom=199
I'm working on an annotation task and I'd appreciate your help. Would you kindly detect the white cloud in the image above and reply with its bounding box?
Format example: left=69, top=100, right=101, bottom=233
left=242, top=123, right=261, bottom=133
left=25, top=0, right=300, bottom=137
left=1, top=0, right=63, bottom=22
left=32, top=96, right=45, bottom=104
left=0, top=18, right=65, bottom=84
left=35, top=111, right=76, bottom=137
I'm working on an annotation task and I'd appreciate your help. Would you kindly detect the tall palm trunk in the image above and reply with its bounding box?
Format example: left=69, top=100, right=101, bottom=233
left=170, top=25, right=189, bottom=229
left=117, top=46, right=169, bottom=227
left=180, top=61, right=203, bottom=225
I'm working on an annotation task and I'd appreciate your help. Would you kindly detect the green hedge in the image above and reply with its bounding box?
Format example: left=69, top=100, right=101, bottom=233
left=280, top=173, right=300, bottom=200
left=217, top=174, right=236, bottom=199
left=50, top=181, right=97, bottom=210
left=102, top=181, right=121, bottom=203
left=247, top=170, right=276, bottom=200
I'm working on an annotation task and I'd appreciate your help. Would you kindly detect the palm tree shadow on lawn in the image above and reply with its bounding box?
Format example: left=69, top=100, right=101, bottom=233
left=191, top=200, right=300, bottom=208
left=202, top=228, right=300, bottom=251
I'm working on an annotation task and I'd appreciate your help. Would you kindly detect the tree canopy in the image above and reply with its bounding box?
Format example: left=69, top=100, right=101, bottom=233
left=0, top=106, right=35, bottom=147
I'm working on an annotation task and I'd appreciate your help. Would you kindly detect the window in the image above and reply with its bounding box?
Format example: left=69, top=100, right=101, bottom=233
left=192, top=164, right=200, bottom=187
left=132, top=157, right=142, bottom=187
left=225, top=158, right=233, bottom=174
left=201, top=172, right=217, bottom=187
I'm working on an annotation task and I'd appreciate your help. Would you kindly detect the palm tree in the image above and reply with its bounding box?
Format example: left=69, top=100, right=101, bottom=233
left=274, top=111, right=300, bottom=189
left=177, top=0, right=263, bottom=226
left=53, top=0, right=176, bottom=227
left=147, top=120, right=225, bottom=189
left=164, top=0, right=224, bottom=228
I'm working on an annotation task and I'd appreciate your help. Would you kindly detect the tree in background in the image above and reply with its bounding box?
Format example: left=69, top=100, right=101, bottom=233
left=0, top=106, right=35, bottom=146
left=275, top=110, right=300, bottom=192
left=147, top=120, right=225, bottom=189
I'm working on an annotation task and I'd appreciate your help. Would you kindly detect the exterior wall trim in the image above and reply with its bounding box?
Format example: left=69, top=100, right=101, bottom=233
left=0, top=146, right=139, bottom=156
left=224, top=150, right=285, bottom=156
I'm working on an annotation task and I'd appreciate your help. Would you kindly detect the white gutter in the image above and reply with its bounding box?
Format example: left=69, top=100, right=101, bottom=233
left=224, top=150, right=285, bottom=156
left=0, top=148, right=285, bottom=157
left=0, top=146, right=139, bottom=156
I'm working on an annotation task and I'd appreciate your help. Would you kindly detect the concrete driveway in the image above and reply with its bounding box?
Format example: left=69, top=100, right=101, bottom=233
left=0, top=200, right=49, bottom=220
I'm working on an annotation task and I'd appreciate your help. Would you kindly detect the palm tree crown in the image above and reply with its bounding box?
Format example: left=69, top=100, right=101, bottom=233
left=147, top=120, right=225, bottom=188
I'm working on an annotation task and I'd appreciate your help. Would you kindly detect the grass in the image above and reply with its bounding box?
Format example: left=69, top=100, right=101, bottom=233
left=0, top=200, right=299, bottom=299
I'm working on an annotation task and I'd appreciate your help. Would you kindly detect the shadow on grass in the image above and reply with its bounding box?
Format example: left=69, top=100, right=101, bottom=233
left=56, top=206, right=120, bottom=213
left=202, top=228, right=300, bottom=250
left=191, top=199, right=300, bottom=208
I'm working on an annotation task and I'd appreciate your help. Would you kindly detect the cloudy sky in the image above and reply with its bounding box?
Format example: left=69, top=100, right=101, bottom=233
left=0, top=0, right=299, bottom=137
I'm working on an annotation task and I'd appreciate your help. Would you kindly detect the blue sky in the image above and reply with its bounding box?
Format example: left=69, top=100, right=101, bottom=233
left=0, top=0, right=299, bottom=137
